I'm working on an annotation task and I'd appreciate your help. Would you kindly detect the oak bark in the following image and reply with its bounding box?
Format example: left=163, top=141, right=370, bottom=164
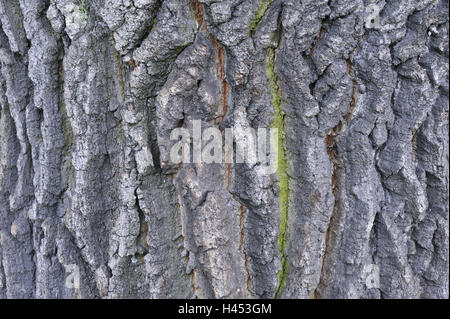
left=0, top=0, right=448, bottom=298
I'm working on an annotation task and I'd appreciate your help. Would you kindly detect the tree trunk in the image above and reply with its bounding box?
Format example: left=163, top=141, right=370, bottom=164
left=0, top=0, right=448, bottom=299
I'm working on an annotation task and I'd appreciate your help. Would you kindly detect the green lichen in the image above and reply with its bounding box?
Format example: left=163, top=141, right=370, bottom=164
left=111, top=33, right=126, bottom=101
left=149, top=15, right=158, bottom=32
left=267, top=48, right=289, bottom=298
left=77, top=0, right=88, bottom=22
left=58, top=61, right=73, bottom=160
left=117, top=127, right=124, bottom=143
left=59, top=93, right=74, bottom=183
left=114, top=52, right=126, bottom=100
left=59, top=98, right=73, bottom=159
left=249, top=0, right=274, bottom=37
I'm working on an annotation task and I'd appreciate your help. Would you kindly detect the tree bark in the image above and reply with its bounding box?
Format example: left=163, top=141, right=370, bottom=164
left=0, top=0, right=448, bottom=298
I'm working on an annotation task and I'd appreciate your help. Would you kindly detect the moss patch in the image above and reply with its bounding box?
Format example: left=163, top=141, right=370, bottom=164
left=249, top=0, right=274, bottom=37
left=267, top=48, right=289, bottom=298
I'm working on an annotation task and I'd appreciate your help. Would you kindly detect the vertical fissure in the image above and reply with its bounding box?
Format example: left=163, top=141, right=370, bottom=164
left=267, top=47, right=290, bottom=298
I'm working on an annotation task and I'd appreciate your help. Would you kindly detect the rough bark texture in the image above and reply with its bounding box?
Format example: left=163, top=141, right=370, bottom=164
left=0, top=0, right=448, bottom=299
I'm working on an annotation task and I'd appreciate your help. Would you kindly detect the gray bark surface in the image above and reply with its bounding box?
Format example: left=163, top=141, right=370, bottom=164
left=0, top=0, right=448, bottom=299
